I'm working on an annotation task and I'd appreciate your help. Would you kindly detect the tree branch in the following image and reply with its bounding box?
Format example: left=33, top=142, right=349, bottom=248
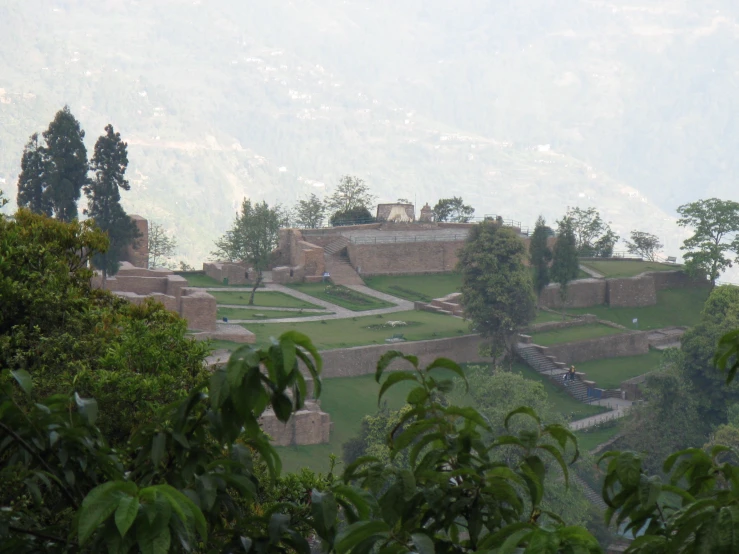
left=0, top=421, right=80, bottom=509
left=8, top=525, right=71, bottom=544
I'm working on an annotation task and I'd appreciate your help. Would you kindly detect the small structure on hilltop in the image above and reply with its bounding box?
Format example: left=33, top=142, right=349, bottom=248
left=203, top=261, right=250, bottom=285
left=122, top=214, right=149, bottom=268
left=376, top=203, right=415, bottom=222
left=419, top=202, right=433, bottom=222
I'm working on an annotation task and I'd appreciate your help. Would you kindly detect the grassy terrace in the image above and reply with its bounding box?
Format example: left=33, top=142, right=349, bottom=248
left=216, top=307, right=329, bottom=320
left=363, top=273, right=463, bottom=302
left=244, top=310, right=471, bottom=350
left=175, top=271, right=256, bottom=288
left=574, top=349, right=664, bottom=390
left=530, top=323, right=626, bottom=346
left=209, top=290, right=321, bottom=309
left=580, top=260, right=681, bottom=278
left=287, top=283, right=394, bottom=311
left=568, top=288, right=709, bottom=330
left=573, top=424, right=622, bottom=452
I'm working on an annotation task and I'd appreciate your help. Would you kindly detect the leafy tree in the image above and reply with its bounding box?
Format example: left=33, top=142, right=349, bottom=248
left=324, top=175, right=375, bottom=214
left=457, top=221, right=536, bottom=366
left=680, top=285, right=739, bottom=424
left=677, top=198, right=739, bottom=287
left=178, top=260, right=195, bottom=271
left=530, top=215, right=553, bottom=304
left=624, top=230, right=664, bottom=261
left=43, top=106, right=89, bottom=222
left=16, top=133, right=53, bottom=217
left=293, top=193, right=326, bottom=228
left=565, top=207, right=619, bottom=257
left=551, top=216, right=580, bottom=317
left=329, top=205, right=374, bottom=226
left=148, top=221, right=178, bottom=268
left=0, top=189, right=7, bottom=212
left=85, top=124, right=138, bottom=278
left=432, top=196, right=475, bottom=222
left=212, top=198, right=281, bottom=305
left=0, top=209, right=209, bottom=444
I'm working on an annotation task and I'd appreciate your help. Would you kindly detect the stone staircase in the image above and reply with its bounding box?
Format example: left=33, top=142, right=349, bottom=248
left=416, top=292, right=465, bottom=317
left=324, top=236, right=350, bottom=256
left=324, top=252, right=365, bottom=286
left=573, top=474, right=608, bottom=511
left=515, top=343, right=589, bottom=402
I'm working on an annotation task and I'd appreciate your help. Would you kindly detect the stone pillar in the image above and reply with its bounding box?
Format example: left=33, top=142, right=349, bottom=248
left=123, top=215, right=149, bottom=268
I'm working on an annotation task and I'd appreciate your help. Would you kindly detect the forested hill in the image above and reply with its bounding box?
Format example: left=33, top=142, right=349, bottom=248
left=1, top=0, right=737, bottom=261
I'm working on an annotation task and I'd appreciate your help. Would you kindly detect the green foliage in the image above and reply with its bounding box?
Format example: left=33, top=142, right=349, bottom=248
left=293, top=193, right=326, bottom=228
left=681, top=285, right=739, bottom=423
left=85, top=124, right=138, bottom=277
left=677, top=198, right=739, bottom=286
left=16, top=133, right=53, bottom=217
left=530, top=215, right=553, bottom=301
left=625, top=231, right=663, bottom=262
left=329, top=206, right=374, bottom=226
left=458, top=221, right=536, bottom=365
left=42, top=106, right=89, bottom=222
left=432, top=196, right=475, bottom=222
left=565, top=207, right=619, bottom=257
left=212, top=198, right=282, bottom=304
left=325, top=175, right=375, bottom=214
left=148, top=221, right=178, bottom=269
left=551, top=216, right=580, bottom=311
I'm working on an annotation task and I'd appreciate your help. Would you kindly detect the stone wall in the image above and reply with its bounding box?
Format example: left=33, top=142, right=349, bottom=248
left=538, top=332, right=650, bottom=365
left=347, top=240, right=466, bottom=275
left=259, top=402, right=332, bottom=446
left=203, top=262, right=249, bottom=285
left=122, top=214, right=149, bottom=268
left=179, top=288, right=217, bottom=331
left=606, top=274, right=657, bottom=307
left=313, top=334, right=489, bottom=379
left=271, top=229, right=325, bottom=283
left=651, top=270, right=709, bottom=290
left=539, top=279, right=608, bottom=309
left=524, top=314, right=597, bottom=333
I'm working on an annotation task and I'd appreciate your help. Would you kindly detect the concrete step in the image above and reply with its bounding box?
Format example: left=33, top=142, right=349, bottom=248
left=324, top=236, right=350, bottom=255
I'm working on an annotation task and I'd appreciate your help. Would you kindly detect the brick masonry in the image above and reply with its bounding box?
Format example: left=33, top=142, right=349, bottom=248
left=122, top=214, right=149, bottom=269
left=271, top=229, right=326, bottom=283
left=537, top=332, right=650, bottom=365
left=259, top=402, right=332, bottom=447
left=347, top=240, right=466, bottom=275
left=203, top=262, right=249, bottom=285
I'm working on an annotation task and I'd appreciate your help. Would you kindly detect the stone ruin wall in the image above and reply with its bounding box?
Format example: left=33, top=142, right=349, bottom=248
left=539, top=331, right=650, bottom=365
left=122, top=214, right=149, bottom=269
left=203, top=262, right=250, bottom=285
left=94, top=263, right=216, bottom=331
left=271, top=229, right=325, bottom=284
left=347, top=240, right=465, bottom=275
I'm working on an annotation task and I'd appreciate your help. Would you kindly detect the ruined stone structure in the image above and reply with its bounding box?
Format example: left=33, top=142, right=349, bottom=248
left=122, top=214, right=149, bottom=269
left=270, top=229, right=326, bottom=284
left=203, top=261, right=249, bottom=285
left=260, top=403, right=332, bottom=446
left=419, top=203, right=433, bottom=222
left=90, top=263, right=257, bottom=342
left=376, top=203, right=415, bottom=222
left=539, top=270, right=708, bottom=309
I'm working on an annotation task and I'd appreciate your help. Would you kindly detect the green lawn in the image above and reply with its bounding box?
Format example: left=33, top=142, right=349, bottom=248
left=530, top=324, right=626, bottom=346
left=580, top=260, right=681, bottom=278
left=511, top=363, right=608, bottom=420
left=533, top=310, right=565, bottom=324
left=216, top=307, right=329, bottom=320
left=287, top=283, right=394, bottom=311
left=276, top=374, right=420, bottom=474
left=363, top=273, right=462, bottom=302
left=573, top=349, right=663, bottom=390
left=244, top=310, right=471, bottom=350
left=209, top=290, right=321, bottom=309
left=568, top=287, right=709, bottom=330
left=574, top=424, right=622, bottom=452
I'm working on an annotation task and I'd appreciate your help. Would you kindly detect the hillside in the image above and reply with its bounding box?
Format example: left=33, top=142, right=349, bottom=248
left=1, top=1, right=736, bottom=262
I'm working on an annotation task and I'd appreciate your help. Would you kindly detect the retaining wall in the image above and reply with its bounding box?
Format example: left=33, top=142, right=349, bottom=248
left=538, top=332, right=650, bottom=365
left=347, top=240, right=466, bottom=275
left=313, top=334, right=489, bottom=378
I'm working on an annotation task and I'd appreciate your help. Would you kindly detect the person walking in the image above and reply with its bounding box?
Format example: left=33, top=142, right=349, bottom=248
left=569, top=365, right=576, bottom=381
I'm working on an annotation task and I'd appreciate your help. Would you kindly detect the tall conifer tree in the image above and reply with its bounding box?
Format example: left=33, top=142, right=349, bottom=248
left=85, top=124, right=138, bottom=277
left=529, top=215, right=552, bottom=305
left=551, top=216, right=580, bottom=318
left=17, top=133, right=53, bottom=216
left=43, top=106, right=88, bottom=221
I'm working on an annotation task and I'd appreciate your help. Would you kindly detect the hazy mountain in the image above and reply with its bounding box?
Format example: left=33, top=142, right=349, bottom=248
left=2, top=0, right=738, bottom=262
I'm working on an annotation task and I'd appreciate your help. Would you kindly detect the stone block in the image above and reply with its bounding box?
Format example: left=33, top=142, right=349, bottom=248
left=179, top=290, right=217, bottom=331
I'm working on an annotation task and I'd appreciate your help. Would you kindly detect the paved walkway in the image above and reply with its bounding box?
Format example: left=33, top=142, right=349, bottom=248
left=579, top=264, right=604, bottom=279
left=213, top=283, right=415, bottom=324
left=569, top=398, right=632, bottom=431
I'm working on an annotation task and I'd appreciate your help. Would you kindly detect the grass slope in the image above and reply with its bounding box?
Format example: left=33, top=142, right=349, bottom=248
left=580, top=261, right=681, bottom=278
left=363, top=273, right=462, bottom=302
left=244, top=310, right=471, bottom=350
left=209, top=290, right=321, bottom=309
left=573, top=349, right=664, bottom=390
left=531, top=324, right=625, bottom=346
left=176, top=272, right=255, bottom=288
left=287, top=283, right=394, bottom=311
left=216, top=307, right=329, bottom=320
left=568, top=288, right=709, bottom=330
left=573, top=424, right=622, bottom=452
